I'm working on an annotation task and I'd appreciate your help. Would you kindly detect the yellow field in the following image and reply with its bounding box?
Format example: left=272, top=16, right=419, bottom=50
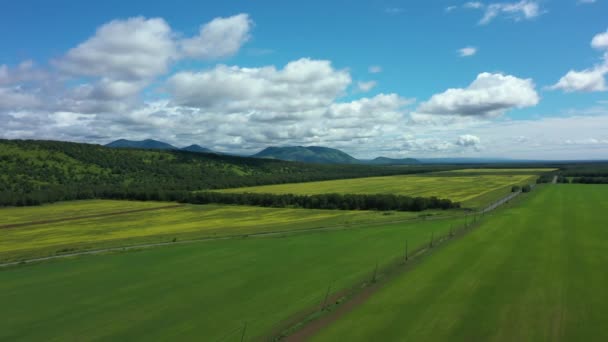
left=441, top=168, right=556, bottom=173
left=0, top=200, right=172, bottom=226
left=0, top=201, right=446, bottom=262
left=218, top=174, right=536, bottom=208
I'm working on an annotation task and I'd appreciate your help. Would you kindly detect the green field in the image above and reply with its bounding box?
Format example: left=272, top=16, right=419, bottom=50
left=440, top=168, right=556, bottom=174
left=0, top=217, right=460, bottom=341
left=312, top=184, right=608, bottom=341
left=0, top=200, right=450, bottom=262
left=219, top=173, right=536, bottom=208
left=0, top=200, right=173, bottom=226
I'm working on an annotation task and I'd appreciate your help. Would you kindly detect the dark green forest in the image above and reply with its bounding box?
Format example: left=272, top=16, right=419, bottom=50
left=0, top=139, right=449, bottom=207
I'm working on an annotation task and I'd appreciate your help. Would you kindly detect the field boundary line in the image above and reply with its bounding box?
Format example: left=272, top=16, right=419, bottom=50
left=273, top=185, right=538, bottom=341
left=0, top=204, right=185, bottom=230
left=0, top=212, right=463, bottom=268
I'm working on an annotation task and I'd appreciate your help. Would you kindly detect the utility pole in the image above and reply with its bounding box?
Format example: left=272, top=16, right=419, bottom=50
left=321, top=283, right=332, bottom=310
left=371, top=261, right=378, bottom=283
left=240, top=322, right=247, bottom=342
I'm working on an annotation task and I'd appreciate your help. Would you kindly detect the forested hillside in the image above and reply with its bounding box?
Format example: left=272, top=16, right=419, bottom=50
left=0, top=139, right=442, bottom=206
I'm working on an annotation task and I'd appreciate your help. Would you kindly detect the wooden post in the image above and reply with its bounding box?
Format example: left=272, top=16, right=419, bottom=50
left=321, top=283, right=331, bottom=310
left=372, top=261, right=378, bottom=283
left=404, top=240, right=408, bottom=262
left=240, top=322, right=247, bottom=342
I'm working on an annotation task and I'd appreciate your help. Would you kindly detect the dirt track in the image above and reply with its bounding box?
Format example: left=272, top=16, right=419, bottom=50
left=281, top=185, right=537, bottom=341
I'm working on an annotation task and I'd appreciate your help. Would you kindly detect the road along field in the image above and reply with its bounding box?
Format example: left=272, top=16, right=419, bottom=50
left=310, top=184, right=608, bottom=342
left=0, top=216, right=463, bottom=341
left=219, top=172, right=538, bottom=209
left=0, top=200, right=454, bottom=262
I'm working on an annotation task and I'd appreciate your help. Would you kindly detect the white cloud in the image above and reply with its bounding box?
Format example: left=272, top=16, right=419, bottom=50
left=463, top=1, right=542, bottom=25
left=445, top=6, right=458, bottom=12
left=551, top=29, right=608, bottom=93
left=56, top=14, right=253, bottom=82
left=464, top=2, right=484, bottom=9
left=565, top=138, right=608, bottom=145
left=368, top=65, right=382, bottom=73
left=456, top=134, right=481, bottom=147
left=180, top=14, right=252, bottom=59
left=416, top=72, right=539, bottom=117
left=0, top=87, right=41, bottom=110
left=458, top=46, right=477, bottom=57
left=591, top=30, right=608, bottom=50
left=550, top=66, right=608, bottom=92
left=578, top=0, right=597, bottom=4
left=0, top=60, right=48, bottom=86
left=167, top=58, right=351, bottom=115
left=56, top=17, right=176, bottom=81
left=357, top=81, right=377, bottom=92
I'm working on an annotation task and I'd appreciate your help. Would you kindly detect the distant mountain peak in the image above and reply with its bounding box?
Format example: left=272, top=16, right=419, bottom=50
left=105, top=139, right=177, bottom=150
left=252, top=146, right=359, bottom=164
left=181, top=144, right=213, bottom=153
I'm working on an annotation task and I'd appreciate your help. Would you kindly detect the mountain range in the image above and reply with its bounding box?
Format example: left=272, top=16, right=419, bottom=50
left=105, top=139, right=214, bottom=154
left=105, top=140, right=420, bottom=165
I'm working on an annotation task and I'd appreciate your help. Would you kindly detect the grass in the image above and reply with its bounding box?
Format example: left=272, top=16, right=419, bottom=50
left=439, top=168, right=557, bottom=174
left=219, top=173, right=536, bottom=209
left=0, top=200, right=172, bottom=226
left=312, top=184, right=608, bottom=341
left=0, top=217, right=461, bottom=341
left=0, top=200, right=454, bottom=262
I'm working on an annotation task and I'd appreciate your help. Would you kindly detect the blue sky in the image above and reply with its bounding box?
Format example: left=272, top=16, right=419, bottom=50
left=1, top=0, right=607, bottom=159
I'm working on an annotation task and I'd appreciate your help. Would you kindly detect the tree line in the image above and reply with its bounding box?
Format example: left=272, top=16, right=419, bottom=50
left=0, top=185, right=460, bottom=211
left=0, top=139, right=454, bottom=199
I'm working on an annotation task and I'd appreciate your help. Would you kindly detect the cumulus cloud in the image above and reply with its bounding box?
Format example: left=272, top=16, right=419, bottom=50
left=416, top=72, right=539, bottom=117
left=463, top=1, right=542, bottom=25
left=456, top=134, right=481, bottom=148
left=0, top=60, right=48, bottom=86
left=167, top=58, right=351, bottom=115
left=0, top=87, right=41, bottom=110
left=56, top=17, right=176, bottom=81
left=458, top=47, right=477, bottom=57
left=551, top=29, right=608, bottom=93
left=550, top=67, right=608, bottom=92
left=591, top=30, right=608, bottom=50
left=357, top=81, right=377, bottom=92
left=180, top=14, right=252, bottom=59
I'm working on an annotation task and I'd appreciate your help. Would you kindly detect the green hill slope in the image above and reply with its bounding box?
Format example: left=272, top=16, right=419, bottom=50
left=253, top=146, right=359, bottom=164
left=105, top=139, right=178, bottom=150
left=0, top=139, right=437, bottom=206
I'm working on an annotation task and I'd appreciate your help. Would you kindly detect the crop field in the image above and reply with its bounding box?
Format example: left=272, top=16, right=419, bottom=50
left=0, top=200, right=172, bottom=226
left=440, top=168, right=556, bottom=174
left=0, top=200, right=449, bottom=262
left=0, top=217, right=460, bottom=341
left=219, top=173, right=537, bottom=209
left=312, top=184, right=608, bottom=341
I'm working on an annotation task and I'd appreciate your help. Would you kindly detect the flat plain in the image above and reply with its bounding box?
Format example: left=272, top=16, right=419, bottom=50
left=0, top=201, right=448, bottom=262
left=312, top=184, right=608, bottom=341
left=219, top=173, right=538, bottom=209
left=0, top=217, right=460, bottom=341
